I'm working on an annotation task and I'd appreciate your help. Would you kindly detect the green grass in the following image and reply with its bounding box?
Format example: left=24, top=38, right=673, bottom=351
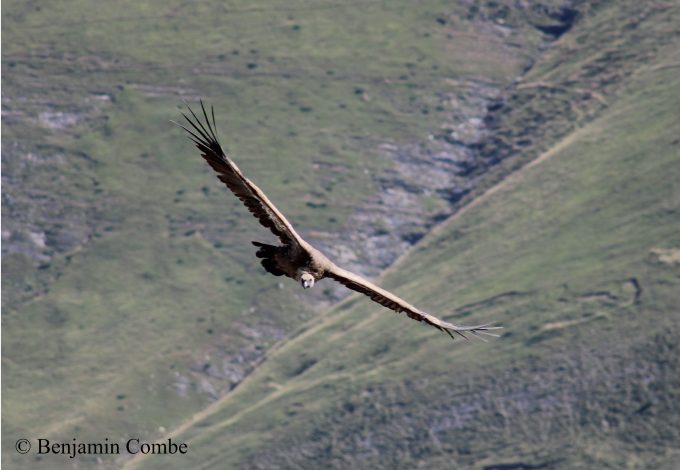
left=2, top=0, right=679, bottom=469
left=2, top=1, right=543, bottom=468
left=132, top=57, right=680, bottom=470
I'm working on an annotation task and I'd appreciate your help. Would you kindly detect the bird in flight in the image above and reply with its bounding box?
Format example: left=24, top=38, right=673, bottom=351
left=174, top=102, right=501, bottom=341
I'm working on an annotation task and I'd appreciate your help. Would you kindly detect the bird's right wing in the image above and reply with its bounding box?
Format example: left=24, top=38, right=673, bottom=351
left=175, top=102, right=307, bottom=249
left=325, top=265, right=501, bottom=341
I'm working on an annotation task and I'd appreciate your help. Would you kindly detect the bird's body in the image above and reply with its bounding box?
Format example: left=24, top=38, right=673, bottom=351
left=175, top=102, right=501, bottom=341
left=252, top=240, right=328, bottom=285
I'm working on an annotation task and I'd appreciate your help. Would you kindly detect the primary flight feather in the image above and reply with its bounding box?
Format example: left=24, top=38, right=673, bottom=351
left=175, top=102, right=501, bottom=341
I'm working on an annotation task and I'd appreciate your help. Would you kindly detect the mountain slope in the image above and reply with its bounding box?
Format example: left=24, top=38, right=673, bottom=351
left=2, top=1, right=554, bottom=468
left=130, top=47, right=680, bottom=470
left=3, top=0, right=679, bottom=469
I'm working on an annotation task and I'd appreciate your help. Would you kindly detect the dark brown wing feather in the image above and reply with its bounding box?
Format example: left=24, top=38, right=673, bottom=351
left=175, top=102, right=305, bottom=248
left=325, top=265, right=501, bottom=340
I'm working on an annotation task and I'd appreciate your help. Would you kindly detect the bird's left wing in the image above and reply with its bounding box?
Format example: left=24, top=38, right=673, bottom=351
left=325, top=265, right=501, bottom=340
left=174, top=102, right=307, bottom=248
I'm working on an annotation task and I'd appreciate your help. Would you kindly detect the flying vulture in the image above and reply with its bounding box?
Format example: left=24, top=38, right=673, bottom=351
left=175, top=102, right=501, bottom=341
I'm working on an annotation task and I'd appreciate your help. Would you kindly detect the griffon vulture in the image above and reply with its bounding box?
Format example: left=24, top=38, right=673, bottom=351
left=174, top=102, right=501, bottom=341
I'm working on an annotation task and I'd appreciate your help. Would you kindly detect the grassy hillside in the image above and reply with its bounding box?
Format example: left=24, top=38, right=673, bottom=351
left=129, top=52, right=680, bottom=470
left=3, top=0, right=679, bottom=468
left=2, top=0, right=547, bottom=467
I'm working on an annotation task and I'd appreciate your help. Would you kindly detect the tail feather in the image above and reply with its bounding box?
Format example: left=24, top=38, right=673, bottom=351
left=251, top=241, right=285, bottom=276
left=252, top=241, right=277, bottom=259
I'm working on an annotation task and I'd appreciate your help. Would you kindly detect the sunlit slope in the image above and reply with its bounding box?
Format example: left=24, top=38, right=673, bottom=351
left=2, top=0, right=542, bottom=468
left=4, top=1, right=679, bottom=469
left=134, top=63, right=680, bottom=469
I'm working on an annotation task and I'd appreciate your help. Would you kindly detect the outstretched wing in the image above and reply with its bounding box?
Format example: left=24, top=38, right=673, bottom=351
left=175, top=102, right=306, bottom=248
left=325, top=265, right=501, bottom=340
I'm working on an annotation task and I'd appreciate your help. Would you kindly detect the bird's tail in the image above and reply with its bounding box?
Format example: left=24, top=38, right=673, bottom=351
left=252, top=241, right=278, bottom=258
left=251, top=241, right=285, bottom=277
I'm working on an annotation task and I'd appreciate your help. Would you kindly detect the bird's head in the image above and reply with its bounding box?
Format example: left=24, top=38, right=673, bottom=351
left=300, top=273, right=315, bottom=289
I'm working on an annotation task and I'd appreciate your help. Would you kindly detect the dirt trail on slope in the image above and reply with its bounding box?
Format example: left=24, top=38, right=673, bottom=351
left=386, top=124, right=585, bottom=275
